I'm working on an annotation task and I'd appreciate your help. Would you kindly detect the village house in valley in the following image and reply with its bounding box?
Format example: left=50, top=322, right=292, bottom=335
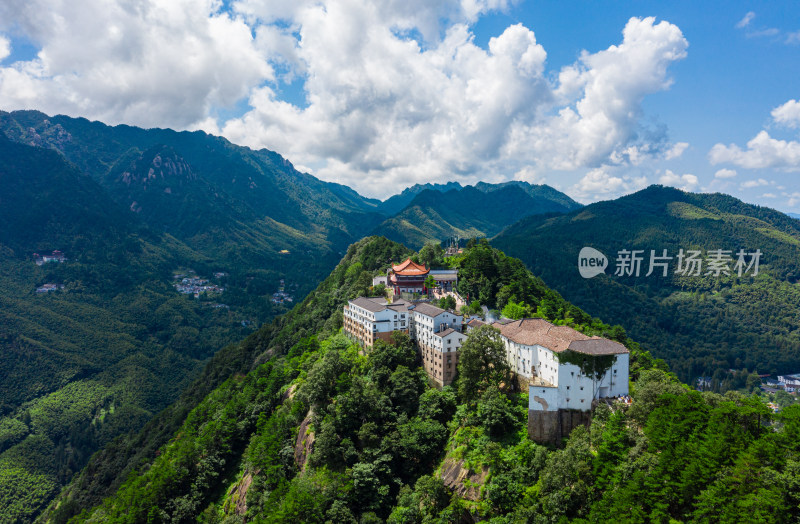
left=33, top=250, right=67, bottom=265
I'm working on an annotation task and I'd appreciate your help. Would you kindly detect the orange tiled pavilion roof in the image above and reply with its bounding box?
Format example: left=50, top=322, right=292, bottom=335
left=391, top=258, right=429, bottom=276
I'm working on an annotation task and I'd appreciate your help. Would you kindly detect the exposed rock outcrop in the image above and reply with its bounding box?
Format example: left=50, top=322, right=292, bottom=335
left=294, top=408, right=315, bottom=471
left=439, top=458, right=488, bottom=501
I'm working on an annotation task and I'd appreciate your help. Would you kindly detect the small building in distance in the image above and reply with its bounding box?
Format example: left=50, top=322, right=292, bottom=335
left=36, top=283, right=63, bottom=293
left=34, top=250, right=67, bottom=266
left=494, top=318, right=629, bottom=445
left=428, top=269, right=458, bottom=292
left=388, top=258, right=429, bottom=295
left=343, top=297, right=412, bottom=348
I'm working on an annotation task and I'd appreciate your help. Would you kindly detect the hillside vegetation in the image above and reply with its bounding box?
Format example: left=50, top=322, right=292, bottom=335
left=55, top=237, right=800, bottom=524
left=374, top=182, right=580, bottom=249
left=494, top=185, right=800, bottom=387
left=0, top=110, right=582, bottom=522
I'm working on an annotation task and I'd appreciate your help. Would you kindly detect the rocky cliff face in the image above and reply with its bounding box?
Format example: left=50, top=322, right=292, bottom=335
left=119, top=146, right=195, bottom=189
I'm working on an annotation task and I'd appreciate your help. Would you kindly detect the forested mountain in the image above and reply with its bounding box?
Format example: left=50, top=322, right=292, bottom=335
left=373, top=183, right=580, bottom=249
left=376, top=182, right=464, bottom=216
left=0, top=133, right=269, bottom=521
left=0, top=111, right=584, bottom=522
left=42, top=237, right=800, bottom=524
left=493, top=185, right=800, bottom=386
left=0, top=110, right=386, bottom=283
left=0, top=110, right=390, bottom=522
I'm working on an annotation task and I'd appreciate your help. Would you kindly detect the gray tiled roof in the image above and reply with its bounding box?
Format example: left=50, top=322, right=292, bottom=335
left=433, top=327, right=457, bottom=338
left=568, top=339, right=628, bottom=355
left=412, top=302, right=447, bottom=318
left=350, top=297, right=389, bottom=313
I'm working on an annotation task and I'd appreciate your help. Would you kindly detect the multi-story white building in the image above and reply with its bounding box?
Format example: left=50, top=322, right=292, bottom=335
left=410, top=302, right=463, bottom=386
left=342, top=297, right=411, bottom=348
left=493, top=318, right=629, bottom=444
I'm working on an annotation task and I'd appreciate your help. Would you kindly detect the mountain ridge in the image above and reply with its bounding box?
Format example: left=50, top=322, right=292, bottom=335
left=493, top=184, right=800, bottom=383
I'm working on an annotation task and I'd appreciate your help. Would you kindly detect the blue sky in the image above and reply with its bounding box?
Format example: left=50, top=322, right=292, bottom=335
left=0, top=1, right=799, bottom=210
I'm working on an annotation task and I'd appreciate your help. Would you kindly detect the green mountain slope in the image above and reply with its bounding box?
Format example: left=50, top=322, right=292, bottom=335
left=0, top=110, right=385, bottom=292
left=376, top=182, right=464, bottom=216
left=374, top=183, right=580, bottom=249
left=493, top=185, right=800, bottom=385
left=52, top=237, right=800, bottom=524
left=0, top=134, right=272, bottom=521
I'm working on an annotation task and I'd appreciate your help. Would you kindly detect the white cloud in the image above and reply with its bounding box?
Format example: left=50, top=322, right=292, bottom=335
left=709, top=130, right=800, bottom=171
left=772, top=99, right=800, bottom=128
left=0, top=0, right=272, bottom=128
left=736, top=12, right=755, bottom=29
left=785, top=192, right=800, bottom=207
left=740, top=178, right=770, bottom=189
left=570, top=167, right=648, bottom=203
left=664, top=141, right=689, bottom=160
left=659, top=169, right=698, bottom=191
left=222, top=14, right=687, bottom=196
left=761, top=192, right=776, bottom=198
left=0, top=35, right=9, bottom=61
left=0, top=2, right=688, bottom=198
left=747, top=28, right=780, bottom=38
left=714, top=168, right=737, bottom=179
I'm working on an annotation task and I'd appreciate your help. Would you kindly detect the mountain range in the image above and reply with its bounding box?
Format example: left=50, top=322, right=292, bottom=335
left=0, top=110, right=578, bottom=522
left=36, top=237, right=800, bottom=524
left=2, top=110, right=800, bottom=522
left=493, top=185, right=800, bottom=384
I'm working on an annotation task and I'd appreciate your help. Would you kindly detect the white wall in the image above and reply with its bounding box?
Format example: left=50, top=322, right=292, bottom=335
left=528, top=384, right=559, bottom=412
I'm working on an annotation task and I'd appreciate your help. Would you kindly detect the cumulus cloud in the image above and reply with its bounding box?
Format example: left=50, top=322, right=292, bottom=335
left=772, top=99, right=800, bottom=128
left=736, top=12, right=755, bottom=29
left=740, top=178, right=770, bottom=189
left=0, top=35, right=9, bottom=61
left=221, top=13, right=687, bottom=196
left=714, top=168, right=737, bottom=179
left=710, top=100, right=800, bottom=172
left=0, top=0, right=272, bottom=128
left=709, top=130, right=800, bottom=171
left=0, top=1, right=688, bottom=198
left=785, top=192, right=800, bottom=207
left=665, top=141, right=689, bottom=160
left=659, top=169, right=698, bottom=191
left=570, top=167, right=648, bottom=203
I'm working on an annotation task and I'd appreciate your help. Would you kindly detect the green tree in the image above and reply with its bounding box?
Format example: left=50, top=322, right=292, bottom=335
left=424, top=275, right=437, bottom=293
left=439, top=295, right=457, bottom=311
left=501, top=300, right=528, bottom=320
left=417, top=387, right=457, bottom=424
left=418, top=243, right=444, bottom=268
left=476, top=386, right=517, bottom=437
left=455, top=325, right=510, bottom=403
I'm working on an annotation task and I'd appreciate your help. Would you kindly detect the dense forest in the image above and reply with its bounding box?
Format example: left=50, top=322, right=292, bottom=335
left=373, top=183, right=580, bottom=249
left=494, top=185, right=800, bottom=386
left=47, top=237, right=799, bottom=523
left=0, top=110, right=584, bottom=522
